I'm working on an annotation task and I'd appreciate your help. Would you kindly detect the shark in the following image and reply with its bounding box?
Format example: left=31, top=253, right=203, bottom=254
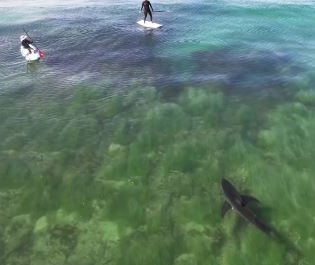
left=221, top=178, right=302, bottom=260
left=221, top=178, right=273, bottom=235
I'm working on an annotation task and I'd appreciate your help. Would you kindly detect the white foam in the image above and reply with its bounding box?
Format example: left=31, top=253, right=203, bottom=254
left=0, top=0, right=97, bottom=8
left=0, top=0, right=197, bottom=8
left=223, top=0, right=315, bottom=5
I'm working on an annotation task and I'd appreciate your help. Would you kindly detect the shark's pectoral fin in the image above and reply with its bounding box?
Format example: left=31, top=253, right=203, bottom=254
left=241, top=194, right=260, bottom=206
left=221, top=200, right=232, bottom=217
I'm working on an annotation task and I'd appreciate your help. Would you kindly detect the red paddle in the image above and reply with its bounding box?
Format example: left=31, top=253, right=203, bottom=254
left=39, top=50, right=45, bottom=58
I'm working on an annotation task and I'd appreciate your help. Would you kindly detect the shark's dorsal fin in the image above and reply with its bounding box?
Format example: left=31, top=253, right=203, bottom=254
left=241, top=195, right=260, bottom=206
left=221, top=200, right=232, bottom=217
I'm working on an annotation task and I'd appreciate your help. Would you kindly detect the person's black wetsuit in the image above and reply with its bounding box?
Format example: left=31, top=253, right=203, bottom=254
left=21, top=38, right=34, bottom=52
left=141, top=0, right=153, bottom=22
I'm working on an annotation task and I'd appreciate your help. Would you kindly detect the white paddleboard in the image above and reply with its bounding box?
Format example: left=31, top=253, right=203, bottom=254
left=137, top=20, right=162, bottom=29
left=20, top=44, right=40, bottom=62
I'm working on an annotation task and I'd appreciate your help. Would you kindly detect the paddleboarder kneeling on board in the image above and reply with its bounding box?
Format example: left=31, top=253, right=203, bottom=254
left=141, top=0, right=154, bottom=22
left=20, top=35, right=34, bottom=54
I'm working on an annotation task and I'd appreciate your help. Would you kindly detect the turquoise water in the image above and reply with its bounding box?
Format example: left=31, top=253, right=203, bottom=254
left=1, top=0, right=315, bottom=264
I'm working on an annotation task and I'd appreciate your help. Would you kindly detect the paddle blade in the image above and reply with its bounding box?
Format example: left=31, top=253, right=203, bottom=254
left=39, top=50, right=45, bottom=58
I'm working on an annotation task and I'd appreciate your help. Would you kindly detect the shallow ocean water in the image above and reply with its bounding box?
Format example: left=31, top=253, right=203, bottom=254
left=1, top=0, right=315, bottom=264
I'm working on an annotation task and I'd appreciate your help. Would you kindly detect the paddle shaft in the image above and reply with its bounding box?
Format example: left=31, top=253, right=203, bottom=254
left=23, top=28, right=41, bottom=51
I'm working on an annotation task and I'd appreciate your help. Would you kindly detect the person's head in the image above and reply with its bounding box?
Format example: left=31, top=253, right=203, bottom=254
left=20, top=34, right=28, bottom=42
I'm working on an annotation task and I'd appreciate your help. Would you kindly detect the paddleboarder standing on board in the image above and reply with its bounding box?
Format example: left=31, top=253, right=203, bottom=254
left=141, top=0, right=154, bottom=22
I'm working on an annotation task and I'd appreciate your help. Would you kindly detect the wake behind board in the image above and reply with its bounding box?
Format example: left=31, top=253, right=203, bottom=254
left=137, top=20, right=162, bottom=29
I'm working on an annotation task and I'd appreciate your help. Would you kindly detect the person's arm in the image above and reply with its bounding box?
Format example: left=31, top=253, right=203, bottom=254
left=149, top=2, right=153, bottom=12
left=141, top=2, right=144, bottom=11
left=26, top=38, right=33, bottom=44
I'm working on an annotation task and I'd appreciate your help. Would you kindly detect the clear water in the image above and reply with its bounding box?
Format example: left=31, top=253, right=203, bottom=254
left=0, top=0, right=315, bottom=264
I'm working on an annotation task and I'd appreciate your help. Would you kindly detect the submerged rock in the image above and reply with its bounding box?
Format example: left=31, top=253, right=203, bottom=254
left=31, top=211, right=80, bottom=265
left=67, top=220, right=119, bottom=265
left=108, top=143, right=124, bottom=154
left=183, top=222, right=205, bottom=234
left=55, top=209, right=78, bottom=225
left=174, top=253, right=197, bottom=265
left=3, top=214, right=33, bottom=263
left=34, top=216, right=49, bottom=234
